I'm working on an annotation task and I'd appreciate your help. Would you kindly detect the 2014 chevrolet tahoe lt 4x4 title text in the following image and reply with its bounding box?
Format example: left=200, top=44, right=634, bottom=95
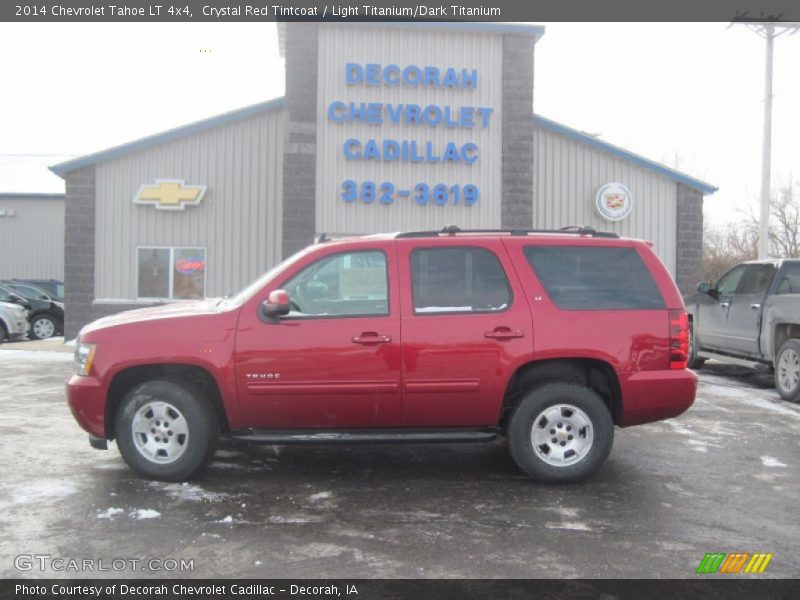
left=67, top=226, right=697, bottom=483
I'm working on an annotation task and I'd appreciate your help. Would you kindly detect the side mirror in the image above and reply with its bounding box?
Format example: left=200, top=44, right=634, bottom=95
left=8, top=293, right=25, bottom=304
left=697, top=282, right=712, bottom=294
left=259, top=289, right=291, bottom=323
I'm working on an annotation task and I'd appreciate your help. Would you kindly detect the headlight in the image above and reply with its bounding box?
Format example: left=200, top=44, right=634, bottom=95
left=74, top=343, right=97, bottom=377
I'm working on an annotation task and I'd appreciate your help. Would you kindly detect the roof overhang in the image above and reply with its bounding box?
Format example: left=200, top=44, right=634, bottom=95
left=277, top=21, right=545, bottom=58
left=49, top=97, right=284, bottom=177
left=534, top=115, right=718, bottom=196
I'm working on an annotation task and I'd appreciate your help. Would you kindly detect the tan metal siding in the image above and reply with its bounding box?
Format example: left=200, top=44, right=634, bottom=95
left=95, top=109, right=285, bottom=300
left=533, top=125, right=678, bottom=275
left=316, top=25, right=503, bottom=234
left=0, top=197, right=64, bottom=279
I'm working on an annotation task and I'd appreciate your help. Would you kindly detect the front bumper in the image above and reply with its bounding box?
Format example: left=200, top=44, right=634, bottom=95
left=8, top=315, right=28, bottom=336
left=620, top=369, right=698, bottom=427
left=66, top=375, right=106, bottom=438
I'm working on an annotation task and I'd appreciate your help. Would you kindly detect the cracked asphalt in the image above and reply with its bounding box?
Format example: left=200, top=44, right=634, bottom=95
left=0, top=346, right=798, bottom=579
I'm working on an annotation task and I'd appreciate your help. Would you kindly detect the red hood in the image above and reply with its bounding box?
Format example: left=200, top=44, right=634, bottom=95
left=80, top=300, right=226, bottom=336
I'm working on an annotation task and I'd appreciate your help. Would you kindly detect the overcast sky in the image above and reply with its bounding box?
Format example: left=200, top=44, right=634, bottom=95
left=1, top=22, right=798, bottom=227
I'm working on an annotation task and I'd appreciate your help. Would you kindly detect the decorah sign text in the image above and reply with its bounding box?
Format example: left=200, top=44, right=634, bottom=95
left=328, top=62, right=492, bottom=207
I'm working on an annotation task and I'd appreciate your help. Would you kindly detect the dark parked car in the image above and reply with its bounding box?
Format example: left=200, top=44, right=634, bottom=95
left=0, top=284, right=63, bottom=340
left=6, top=279, right=64, bottom=302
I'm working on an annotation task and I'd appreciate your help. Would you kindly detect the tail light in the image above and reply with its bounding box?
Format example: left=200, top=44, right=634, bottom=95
left=669, top=309, right=689, bottom=369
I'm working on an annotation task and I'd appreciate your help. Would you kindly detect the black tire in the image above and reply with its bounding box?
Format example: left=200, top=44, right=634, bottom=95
left=0, top=322, right=7, bottom=344
left=687, top=321, right=706, bottom=370
left=115, top=378, right=220, bottom=481
left=30, top=314, right=57, bottom=340
left=774, top=339, right=800, bottom=403
left=508, top=383, right=614, bottom=483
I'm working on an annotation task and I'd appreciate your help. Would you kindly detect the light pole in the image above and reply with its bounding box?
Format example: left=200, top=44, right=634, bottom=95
left=735, top=22, right=800, bottom=258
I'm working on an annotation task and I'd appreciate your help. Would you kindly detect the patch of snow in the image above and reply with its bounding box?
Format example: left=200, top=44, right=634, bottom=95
left=65, top=338, right=77, bottom=347
left=547, top=507, right=580, bottom=518
left=544, top=521, right=593, bottom=531
left=308, top=491, right=332, bottom=502
left=664, top=420, right=694, bottom=436
left=703, top=383, right=800, bottom=418
left=10, top=479, right=77, bottom=504
left=97, top=507, right=124, bottom=520
left=267, top=515, right=323, bottom=524
left=217, top=515, right=234, bottom=524
left=0, top=350, right=73, bottom=362
left=292, top=543, right=347, bottom=559
left=255, top=561, right=263, bottom=566
left=761, top=456, right=787, bottom=468
left=686, top=439, right=721, bottom=452
left=133, top=509, right=161, bottom=519
left=148, top=482, right=227, bottom=502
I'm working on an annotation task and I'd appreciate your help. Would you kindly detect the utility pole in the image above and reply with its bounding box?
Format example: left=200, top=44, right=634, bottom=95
left=734, top=21, right=800, bottom=258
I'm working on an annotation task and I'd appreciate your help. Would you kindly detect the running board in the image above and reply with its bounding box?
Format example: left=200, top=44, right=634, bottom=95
left=230, top=427, right=499, bottom=445
left=700, top=351, right=770, bottom=370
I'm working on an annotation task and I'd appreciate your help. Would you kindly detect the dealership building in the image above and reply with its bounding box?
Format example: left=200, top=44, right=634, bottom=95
left=49, top=22, right=716, bottom=338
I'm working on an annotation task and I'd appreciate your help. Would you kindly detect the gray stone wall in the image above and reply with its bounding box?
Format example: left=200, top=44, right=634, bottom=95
left=63, top=166, right=97, bottom=340
left=281, top=23, right=319, bottom=258
left=501, top=34, right=535, bottom=229
left=676, top=183, right=704, bottom=295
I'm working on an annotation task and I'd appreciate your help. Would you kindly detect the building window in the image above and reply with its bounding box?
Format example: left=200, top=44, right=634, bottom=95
left=137, top=247, right=206, bottom=300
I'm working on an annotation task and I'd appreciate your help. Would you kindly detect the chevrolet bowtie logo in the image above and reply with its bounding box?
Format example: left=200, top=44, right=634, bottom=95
left=133, top=179, right=207, bottom=211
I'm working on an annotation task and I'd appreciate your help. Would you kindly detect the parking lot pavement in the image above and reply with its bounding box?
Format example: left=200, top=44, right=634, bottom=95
left=0, top=352, right=797, bottom=579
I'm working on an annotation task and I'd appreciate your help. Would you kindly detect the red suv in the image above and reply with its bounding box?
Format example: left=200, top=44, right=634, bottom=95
left=67, top=226, right=696, bottom=483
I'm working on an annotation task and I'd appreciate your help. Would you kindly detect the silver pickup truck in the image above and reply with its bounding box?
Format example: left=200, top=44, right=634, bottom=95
left=685, top=259, right=800, bottom=402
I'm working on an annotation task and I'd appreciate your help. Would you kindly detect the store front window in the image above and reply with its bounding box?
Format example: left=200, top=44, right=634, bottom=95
left=137, top=247, right=206, bottom=300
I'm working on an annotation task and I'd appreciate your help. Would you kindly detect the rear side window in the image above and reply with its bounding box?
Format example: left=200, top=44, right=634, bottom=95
left=411, top=247, right=511, bottom=314
left=524, top=246, right=665, bottom=310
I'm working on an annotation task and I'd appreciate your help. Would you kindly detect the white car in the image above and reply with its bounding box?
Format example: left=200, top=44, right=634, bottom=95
left=0, top=301, right=29, bottom=343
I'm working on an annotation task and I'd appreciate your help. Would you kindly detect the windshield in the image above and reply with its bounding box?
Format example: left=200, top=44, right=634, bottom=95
left=225, top=247, right=313, bottom=307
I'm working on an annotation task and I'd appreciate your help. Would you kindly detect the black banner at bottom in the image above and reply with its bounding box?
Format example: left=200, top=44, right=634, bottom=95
left=1, top=579, right=799, bottom=600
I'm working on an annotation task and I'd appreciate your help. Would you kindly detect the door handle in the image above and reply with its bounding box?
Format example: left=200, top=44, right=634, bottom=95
left=352, top=333, right=392, bottom=344
left=750, top=303, right=761, bottom=310
left=484, top=328, right=525, bottom=340
left=720, top=302, right=730, bottom=308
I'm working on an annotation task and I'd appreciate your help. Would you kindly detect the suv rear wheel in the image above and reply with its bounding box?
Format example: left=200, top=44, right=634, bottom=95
left=114, top=378, right=219, bottom=481
left=508, top=383, right=613, bottom=483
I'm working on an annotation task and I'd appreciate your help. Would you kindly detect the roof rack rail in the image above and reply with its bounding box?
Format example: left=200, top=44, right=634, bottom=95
left=395, top=225, right=619, bottom=239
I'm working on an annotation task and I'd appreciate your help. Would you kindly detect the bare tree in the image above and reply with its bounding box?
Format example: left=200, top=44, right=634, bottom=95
left=701, top=180, right=800, bottom=284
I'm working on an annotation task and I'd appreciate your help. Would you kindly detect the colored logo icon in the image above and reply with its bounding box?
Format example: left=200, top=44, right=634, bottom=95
left=696, top=552, right=773, bottom=574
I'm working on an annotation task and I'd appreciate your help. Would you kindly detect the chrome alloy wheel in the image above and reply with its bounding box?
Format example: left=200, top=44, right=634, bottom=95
left=131, top=401, right=190, bottom=464
left=530, top=404, right=594, bottom=467
left=778, top=347, right=800, bottom=393
left=32, top=317, right=55, bottom=339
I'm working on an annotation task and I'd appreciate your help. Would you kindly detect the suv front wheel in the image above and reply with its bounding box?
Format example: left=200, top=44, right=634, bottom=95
left=115, top=378, right=219, bottom=481
left=508, top=383, right=613, bottom=483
